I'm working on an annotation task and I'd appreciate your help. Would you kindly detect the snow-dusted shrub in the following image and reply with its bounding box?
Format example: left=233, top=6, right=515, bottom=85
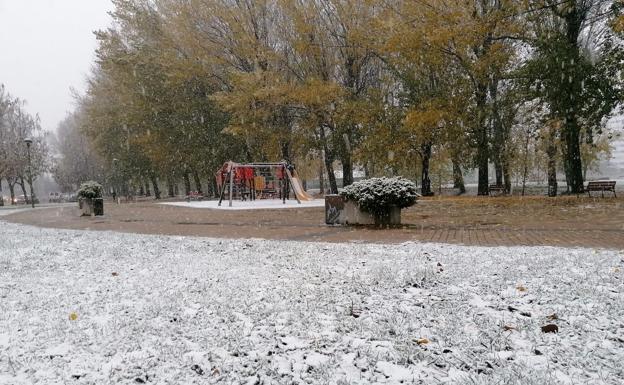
left=77, top=181, right=103, bottom=200
left=341, top=177, right=418, bottom=217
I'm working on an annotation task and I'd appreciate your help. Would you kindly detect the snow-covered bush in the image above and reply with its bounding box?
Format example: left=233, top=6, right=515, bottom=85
left=77, top=181, right=103, bottom=200
left=341, top=177, right=418, bottom=217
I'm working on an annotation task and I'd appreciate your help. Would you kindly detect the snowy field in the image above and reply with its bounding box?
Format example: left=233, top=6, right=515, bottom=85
left=0, top=223, right=623, bottom=384
left=161, top=199, right=325, bottom=210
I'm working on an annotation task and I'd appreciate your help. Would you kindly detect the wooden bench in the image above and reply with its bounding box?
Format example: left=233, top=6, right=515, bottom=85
left=185, top=191, right=204, bottom=202
left=489, top=184, right=506, bottom=196
left=586, top=181, right=616, bottom=198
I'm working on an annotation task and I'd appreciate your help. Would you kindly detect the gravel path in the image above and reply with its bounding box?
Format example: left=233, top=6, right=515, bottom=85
left=5, top=196, right=624, bottom=248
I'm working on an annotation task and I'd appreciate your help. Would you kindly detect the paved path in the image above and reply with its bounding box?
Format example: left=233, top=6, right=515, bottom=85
left=3, top=196, right=624, bottom=249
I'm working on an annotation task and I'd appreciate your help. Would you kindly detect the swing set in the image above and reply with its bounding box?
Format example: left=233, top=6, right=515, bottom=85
left=215, top=161, right=314, bottom=207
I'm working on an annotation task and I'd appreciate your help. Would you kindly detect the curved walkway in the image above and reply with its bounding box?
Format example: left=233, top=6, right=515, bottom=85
left=3, top=196, right=624, bottom=249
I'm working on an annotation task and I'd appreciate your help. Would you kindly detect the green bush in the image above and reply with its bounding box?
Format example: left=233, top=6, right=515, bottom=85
left=77, top=181, right=103, bottom=200
left=341, top=177, right=419, bottom=217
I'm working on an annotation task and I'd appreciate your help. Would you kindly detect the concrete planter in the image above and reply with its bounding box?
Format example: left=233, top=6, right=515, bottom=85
left=372, top=205, right=401, bottom=226
left=325, top=195, right=345, bottom=225
left=79, top=197, right=104, bottom=216
left=325, top=195, right=401, bottom=225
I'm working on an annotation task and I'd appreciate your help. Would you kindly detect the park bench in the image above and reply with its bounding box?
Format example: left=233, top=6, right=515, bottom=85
left=185, top=191, right=204, bottom=202
left=585, top=181, right=616, bottom=198
left=489, top=184, right=506, bottom=196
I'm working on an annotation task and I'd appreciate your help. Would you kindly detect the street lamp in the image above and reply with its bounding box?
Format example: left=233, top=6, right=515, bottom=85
left=24, top=138, right=35, bottom=208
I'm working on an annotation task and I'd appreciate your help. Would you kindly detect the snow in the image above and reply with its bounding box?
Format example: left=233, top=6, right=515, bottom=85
left=0, top=222, right=623, bottom=384
left=161, top=199, right=325, bottom=210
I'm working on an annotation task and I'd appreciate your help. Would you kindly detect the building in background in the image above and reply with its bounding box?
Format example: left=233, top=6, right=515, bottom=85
left=600, top=116, right=624, bottom=180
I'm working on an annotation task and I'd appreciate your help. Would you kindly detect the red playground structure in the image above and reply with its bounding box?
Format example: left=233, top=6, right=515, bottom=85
left=215, top=161, right=313, bottom=207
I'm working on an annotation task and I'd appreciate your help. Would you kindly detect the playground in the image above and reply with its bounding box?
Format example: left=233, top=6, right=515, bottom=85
left=214, top=161, right=316, bottom=207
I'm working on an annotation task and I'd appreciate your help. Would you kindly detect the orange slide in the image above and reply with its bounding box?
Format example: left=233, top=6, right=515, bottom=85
left=288, top=170, right=314, bottom=201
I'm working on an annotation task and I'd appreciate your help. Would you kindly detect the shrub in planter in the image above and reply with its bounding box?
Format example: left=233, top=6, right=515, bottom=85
left=341, top=177, right=419, bottom=225
left=77, top=181, right=103, bottom=200
left=77, top=181, right=104, bottom=216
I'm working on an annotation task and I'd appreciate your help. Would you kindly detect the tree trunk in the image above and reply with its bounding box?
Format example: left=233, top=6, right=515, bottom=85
left=192, top=171, right=202, bottom=194
left=452, top=157, right=466, bottom=194
left=319, top=160, right=325, bottom=195
left=145, top=180, right=151, bottom=197
left=139, top=183, right=145, bottom=196
left=521, top=128, right=531, bottom=196
left=476, top=84, right=489, bottom=195
left=341, top=154, right=353, bottom=187
left=324, top=154, right=338, bottom=194
left=281, top=141, right=291, bottom=163
left=341, top=133, right=354, bottom=187
left=503, top=162, right=511, bottom=194
left=167, top=176, right=175, bottom=197
left=494, top=163, right=503, bottom=187
left=547, top=127, right=558, bottom=197
left=563, top=118, right=584, bottom=194
left=150, top=174, right=161, bottom=199
left=490, top=78, right=504, bottom=188
left=19, top=177, right=27, bottom=198
left=8, top=181, right=15, bottom=205
left=420, top=141, right=433, bottom=196
left=319, top=127, right=338, bottom=194
left=207, top=176, right=217, bottom=198
left=560, top=9, right=584, bottom=194
left=183, top=171, right=192, bottom=196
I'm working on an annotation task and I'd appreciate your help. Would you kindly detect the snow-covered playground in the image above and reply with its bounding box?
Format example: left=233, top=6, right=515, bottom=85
left=0, top=222, right=623, bottom=384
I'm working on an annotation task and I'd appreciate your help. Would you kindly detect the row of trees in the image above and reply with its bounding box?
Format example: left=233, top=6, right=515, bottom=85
left=64, top=0, right=624, bottom=197
left=0, top=85, right=47, bottom=204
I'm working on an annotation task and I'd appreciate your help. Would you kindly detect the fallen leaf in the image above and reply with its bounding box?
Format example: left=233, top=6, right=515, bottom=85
left=546, top=313, right=558, bottom=321
left=541, top=324, right=558, bottom=333
left=191, top=364, right=204, bottom=375
left=503, top=325, right=516, bottom=331
left=415, top=338, right=430, bottom=345
left=516, top=285, right=527, bottom=292
left=111, top=272, right=119, bottom=276
left=69, top=312, right=78, bottom=321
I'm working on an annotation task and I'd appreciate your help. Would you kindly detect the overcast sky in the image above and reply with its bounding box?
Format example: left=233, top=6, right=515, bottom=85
left=0, top=0, right=113, bottom=132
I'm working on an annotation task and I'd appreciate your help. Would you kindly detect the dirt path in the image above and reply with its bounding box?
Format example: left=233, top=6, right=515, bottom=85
left=4, top=196, right=624, bottom=248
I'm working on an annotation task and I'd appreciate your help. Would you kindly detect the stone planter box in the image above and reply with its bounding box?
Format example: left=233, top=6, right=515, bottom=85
left=325, top=195, right=345, bottom=225
left=325, top=195, right=401, bottom=225
left=79, top=197, right=104, bottom=216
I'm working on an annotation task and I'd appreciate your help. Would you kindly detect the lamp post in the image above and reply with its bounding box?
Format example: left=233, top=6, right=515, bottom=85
left=24, top=138, right=35, bottom=208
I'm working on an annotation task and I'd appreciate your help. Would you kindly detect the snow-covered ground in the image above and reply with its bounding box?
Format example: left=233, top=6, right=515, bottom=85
left=0, top=222, right=623, bottom=384
left=162, top=199, right=325, bottom=210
